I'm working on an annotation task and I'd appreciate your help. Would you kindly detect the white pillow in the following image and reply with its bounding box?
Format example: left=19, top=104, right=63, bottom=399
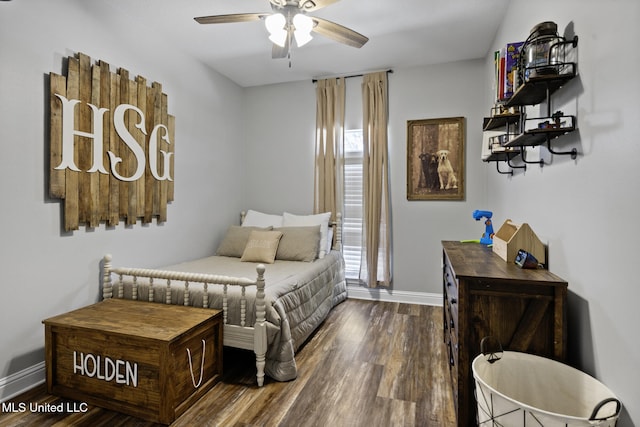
left=242, top=209, right=283, bottom=228
left=282, top=212, right=331, bottom=259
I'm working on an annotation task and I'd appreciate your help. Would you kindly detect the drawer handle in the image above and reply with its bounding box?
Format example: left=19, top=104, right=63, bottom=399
left=448, top=342, right=455, bottom=366
left=187, top=339, right=206, bottom=389
left=450, top=298, right=457, bottom=304
left=450, top=318, right=455, bottom=329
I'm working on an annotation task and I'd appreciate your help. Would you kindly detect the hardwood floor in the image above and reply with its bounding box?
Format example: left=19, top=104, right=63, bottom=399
left=0, top=299, right=456, bottom=427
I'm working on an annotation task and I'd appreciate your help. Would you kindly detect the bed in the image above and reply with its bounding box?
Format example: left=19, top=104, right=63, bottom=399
left=101, top=210, right=346, bottom=387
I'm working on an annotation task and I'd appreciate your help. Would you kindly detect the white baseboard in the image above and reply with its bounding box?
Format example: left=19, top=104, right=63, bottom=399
left=0, top=362, right=45, bottom=402
left=347, top=285, right=442, bottom=306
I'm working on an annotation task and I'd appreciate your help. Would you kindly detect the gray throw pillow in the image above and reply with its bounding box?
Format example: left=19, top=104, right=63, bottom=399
left=274, top=225, right=321, bottom=262
left=216, top=225, right=272, bottom=257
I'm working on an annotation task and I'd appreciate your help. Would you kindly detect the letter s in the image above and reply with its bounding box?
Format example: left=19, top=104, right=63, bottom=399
left=109, top=104, right=147, bottom=182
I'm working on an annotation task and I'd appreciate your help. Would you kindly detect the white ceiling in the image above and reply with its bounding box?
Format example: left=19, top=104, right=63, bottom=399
left=106, top=0, right=510, bottom=87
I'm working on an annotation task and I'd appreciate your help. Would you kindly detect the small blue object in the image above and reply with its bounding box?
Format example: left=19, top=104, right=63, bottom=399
left=472, top=210, right=494, bottom=245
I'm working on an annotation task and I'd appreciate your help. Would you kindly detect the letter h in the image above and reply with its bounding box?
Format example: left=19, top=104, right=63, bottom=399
left=54, top=94, right=109, bottom=174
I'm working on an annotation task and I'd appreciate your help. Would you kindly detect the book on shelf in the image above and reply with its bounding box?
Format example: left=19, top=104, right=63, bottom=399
left=504, top=41, right=524, bottom=99
left=497, top=48, right=505, bottom=101
left=494, top=50, right=501, bottom=102
left=495, top=41, right=524, bottom=102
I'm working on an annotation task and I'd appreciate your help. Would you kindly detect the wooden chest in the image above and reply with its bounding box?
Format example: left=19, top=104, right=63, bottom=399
left=43, top=299, right=223, bottom=424
left=442, top=241, right=567, bottom=426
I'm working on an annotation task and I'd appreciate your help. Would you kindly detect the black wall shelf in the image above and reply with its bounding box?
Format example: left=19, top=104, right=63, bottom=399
left=482, top=33, right=579, bottom=172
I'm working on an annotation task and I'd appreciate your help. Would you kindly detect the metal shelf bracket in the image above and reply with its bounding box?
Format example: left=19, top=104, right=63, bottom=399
left=520, top=147, right=544, bottom=167
left=496, top=161, right=513, bottom=175
left=546, top=140, right=578, bottom=159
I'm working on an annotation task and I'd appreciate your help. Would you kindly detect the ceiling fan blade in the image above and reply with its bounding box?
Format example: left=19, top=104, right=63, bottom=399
left=311, top=17, right=368, bottom=48
left=272, top=35, right=291, bottom=59
left=194, top=13, right=267, bottom=25
left=272, top=44, right=288, bottom=59
left=298, top=0, right=340, bottom=12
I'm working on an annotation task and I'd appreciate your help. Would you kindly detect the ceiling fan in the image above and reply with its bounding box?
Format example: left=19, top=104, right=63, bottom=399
left=194, top=0, right=369, bottom=60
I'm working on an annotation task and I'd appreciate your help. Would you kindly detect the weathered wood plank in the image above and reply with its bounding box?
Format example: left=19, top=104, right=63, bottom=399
left=89, top=62, right=101, bottom=227
left=117, top=68, right=130, bottom=221
left=136, top=75, right=147, bottom=220
left=159, top=91, right=168, bottom=222
left=99, top=60, right=111, bottom=223
left=49, top=73, right=66, bottom=199
left=143, top=82, right=155, bottom=223
left=64, top=57, right=80, bottom=231
left=77, top=52, right=92, bottom=227
left=168, top=114, right=175, bottom=202
left=151, top=82, right=162, bottom=218
left=108, top=71, right=120, bottom=226
left=126, top=78, right=138, bottom=225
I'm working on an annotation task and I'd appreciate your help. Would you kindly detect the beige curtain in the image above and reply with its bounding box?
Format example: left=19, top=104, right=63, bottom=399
left=360, top=71, right=392, bottom=288
left=314, top=78, right=345, bottom=221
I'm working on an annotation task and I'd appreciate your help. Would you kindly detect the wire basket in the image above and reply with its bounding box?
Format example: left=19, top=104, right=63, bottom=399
left=472, top=339, right=621, bottom=426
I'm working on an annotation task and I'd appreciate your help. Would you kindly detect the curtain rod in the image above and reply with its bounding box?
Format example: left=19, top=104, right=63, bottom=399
left=312, top=69, right=393, bottom=83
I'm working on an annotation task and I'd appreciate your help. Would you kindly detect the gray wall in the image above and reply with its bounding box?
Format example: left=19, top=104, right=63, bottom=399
left=486, top=1, right=639, bottom=424
left=242, top=61, right=489, bottom=297
left=0, top=0, right=245, bottom=394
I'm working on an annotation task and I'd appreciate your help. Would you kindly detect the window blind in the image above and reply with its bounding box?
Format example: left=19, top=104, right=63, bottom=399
left=343, top=130, right=363, bottom=280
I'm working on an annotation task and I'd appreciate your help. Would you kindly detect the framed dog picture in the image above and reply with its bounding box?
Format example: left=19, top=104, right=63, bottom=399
left=407, top=116, right=465, bottom=200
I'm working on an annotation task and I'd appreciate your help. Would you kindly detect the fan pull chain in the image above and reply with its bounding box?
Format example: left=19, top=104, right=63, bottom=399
left=288, top=31, right=293, bottom=68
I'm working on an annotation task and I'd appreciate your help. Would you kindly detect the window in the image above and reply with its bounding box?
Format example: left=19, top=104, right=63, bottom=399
left=343, top=129, right=363, bottom=280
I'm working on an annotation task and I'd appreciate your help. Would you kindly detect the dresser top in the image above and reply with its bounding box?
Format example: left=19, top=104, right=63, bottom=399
left=442, top=240, right=567, bottom=285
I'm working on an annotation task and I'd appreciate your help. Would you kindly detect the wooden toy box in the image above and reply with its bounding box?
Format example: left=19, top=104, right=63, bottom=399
left=43, top=299, right=222, bottom=424
left=492, top=219, right=546, bottom=265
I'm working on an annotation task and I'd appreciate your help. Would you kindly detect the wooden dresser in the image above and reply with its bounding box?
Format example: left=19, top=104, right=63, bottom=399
left=442, top=241, right=567, bottom=426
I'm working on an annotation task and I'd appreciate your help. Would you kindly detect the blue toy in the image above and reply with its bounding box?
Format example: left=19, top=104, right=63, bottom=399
left=472, top=210, right=495, bottom=245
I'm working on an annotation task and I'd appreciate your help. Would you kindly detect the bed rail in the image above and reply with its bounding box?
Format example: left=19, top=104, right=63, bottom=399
left=101, top=254, right=268, bottom=386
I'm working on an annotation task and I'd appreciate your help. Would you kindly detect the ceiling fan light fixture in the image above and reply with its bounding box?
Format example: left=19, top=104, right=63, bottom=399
left=265, top=13, right=286, bottom=34
left=293, top=13, right=313, bottom=47
left=265, top=13, right=287, bottom=47
left=269, top=31, right=287, bottom=47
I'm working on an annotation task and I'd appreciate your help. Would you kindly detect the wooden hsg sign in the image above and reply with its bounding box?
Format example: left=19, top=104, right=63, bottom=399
left=50, top=52, right=175, bottom=231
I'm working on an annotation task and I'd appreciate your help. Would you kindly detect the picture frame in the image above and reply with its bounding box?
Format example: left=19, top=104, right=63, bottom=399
left=407, top=116, right=465, bottom=200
